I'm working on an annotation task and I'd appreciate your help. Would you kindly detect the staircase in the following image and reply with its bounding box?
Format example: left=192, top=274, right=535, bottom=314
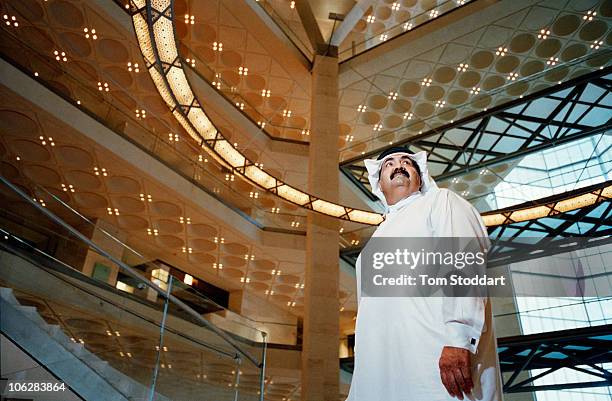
left=0, top=287, right=171, bottom=401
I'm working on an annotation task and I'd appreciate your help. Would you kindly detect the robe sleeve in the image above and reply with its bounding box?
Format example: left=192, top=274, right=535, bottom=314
left=431, top=189, right=490, bottom=354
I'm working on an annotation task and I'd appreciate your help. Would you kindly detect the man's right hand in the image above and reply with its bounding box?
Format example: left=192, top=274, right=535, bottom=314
left=439, top=346, right=473, bottom=400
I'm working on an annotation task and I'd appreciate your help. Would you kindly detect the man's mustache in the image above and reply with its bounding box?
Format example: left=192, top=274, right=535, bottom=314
left=390, top=167, right=411, bottom=181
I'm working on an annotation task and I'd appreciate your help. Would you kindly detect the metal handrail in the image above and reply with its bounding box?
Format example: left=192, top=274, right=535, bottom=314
left=0, top=174, right=262, bottom=368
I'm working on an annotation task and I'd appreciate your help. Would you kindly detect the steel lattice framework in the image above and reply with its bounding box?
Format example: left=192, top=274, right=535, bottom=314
left=498, top=324, right=612, bottom=393
left=342, top=68, right=612, bottom=199
left=340, top=180, right=612, bottom=267
left=486, top=181, right=612, bottom=266
left=340, top=324, right=612, bottom=393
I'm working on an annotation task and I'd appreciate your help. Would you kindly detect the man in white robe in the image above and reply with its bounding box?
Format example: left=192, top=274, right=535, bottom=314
left=346, top=147, right=502, bottom=401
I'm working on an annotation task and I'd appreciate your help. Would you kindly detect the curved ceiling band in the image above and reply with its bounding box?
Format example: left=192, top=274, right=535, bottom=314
left=129, top=0, right=611, bottom=228
left=130, top=0, right=383, bottom=226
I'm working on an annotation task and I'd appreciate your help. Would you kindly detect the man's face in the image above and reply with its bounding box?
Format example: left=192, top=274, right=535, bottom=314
left=379, top=153, right=422, bottom=205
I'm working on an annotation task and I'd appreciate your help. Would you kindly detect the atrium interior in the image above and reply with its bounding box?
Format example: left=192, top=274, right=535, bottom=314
left=0, top=0, right=610, bottom=400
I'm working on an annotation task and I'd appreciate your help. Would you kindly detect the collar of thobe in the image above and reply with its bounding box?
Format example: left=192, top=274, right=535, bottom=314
left=386, top=191, right=423, bottom=215
left=364, top=150, right=439, bottom=214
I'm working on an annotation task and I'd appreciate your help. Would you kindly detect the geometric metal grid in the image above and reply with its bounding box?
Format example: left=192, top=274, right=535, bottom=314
left=341, top=325, right=612, bottom=394
left=486, top=179, right=612, bottom=230
left=339, top=180, right=612, bottom=268
left=341, top=67, right=612, bottom=199
left=498, top=324, right=612, bottom=393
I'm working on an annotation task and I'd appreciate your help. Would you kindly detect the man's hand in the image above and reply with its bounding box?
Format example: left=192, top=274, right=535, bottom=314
left=439, top=346, right=473, bottom=400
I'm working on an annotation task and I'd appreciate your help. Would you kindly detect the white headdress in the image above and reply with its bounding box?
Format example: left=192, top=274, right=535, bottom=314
left=364, top=150, right=438, bottom=210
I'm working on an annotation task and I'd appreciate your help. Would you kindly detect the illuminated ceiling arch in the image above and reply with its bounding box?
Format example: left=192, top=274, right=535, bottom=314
left=129, top=0, right=382, bottom=226
left=129, top=0, right=610, bottom=228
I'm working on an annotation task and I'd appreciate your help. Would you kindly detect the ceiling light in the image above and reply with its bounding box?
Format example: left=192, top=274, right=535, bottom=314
left=373, top=123, right=383, bottom=131
left=184, top=274, right=193, bottom=285
left=213, top=41, right=222, bottom=51
left=261, top=89, right=271, bottom=97
left=282, top=109, right=292, bottom=117
left=537, top=29, right=550, bottom=40
left=457, top=63, right=468, bottom=72
left=135, top=109, right=146, bottom=118
left=546, top=57, right=558, bottom=66
left=590, top=40, right=603, bottom=49
left=83, top=27, right=97, bottom=40
left=403, top=22, right=412, bottom=31
left=495, top=47, right=507, bottom=56
left=147, top=228, right=159, bottom=236
left=107, top=208, right=119, bottom=216
left=421, top=77, right=432, bottom=86
left=508, top=72, right=519, bottom=81
left=238, top=66, right=248, bottom=75
left=403, top=112, right=413, bottom=120
left=357, top=104, right=366, bottom=112
left=39, top=135, right=55, bottom=146
left=388, top=91, right=398, bottom=100
left=366, top=15, right=375, bottom=23
left=184, top=14, right=195, bottom=24
left=185, top=58, right=195, bottom=67
left=61, top=184, right=75, bottom=193
left=429, top=10, right=439, bottom=18
left=3, top=15, right=18, bottom=27
left=380, top=34, right=388, bottom=42
left=139, top=193, right=152, bottom=202
left=53, top=50, right=67, bottom=62
left=97, top=82, right=109, bottom=92
left=583, top=10, right=596, bottom=21
left=469, top=87, right=480, bottom=95
left=93, top=167, right=107, bottom=176
left=127, top=62, right=140, bottom=72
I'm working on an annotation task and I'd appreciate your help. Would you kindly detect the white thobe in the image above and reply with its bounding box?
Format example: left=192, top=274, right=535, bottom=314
left=347, top=188, right=503, bottom=401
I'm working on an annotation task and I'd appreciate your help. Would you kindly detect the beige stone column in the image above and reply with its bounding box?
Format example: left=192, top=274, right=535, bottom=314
left=301, top=54, right=340, bottom=401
